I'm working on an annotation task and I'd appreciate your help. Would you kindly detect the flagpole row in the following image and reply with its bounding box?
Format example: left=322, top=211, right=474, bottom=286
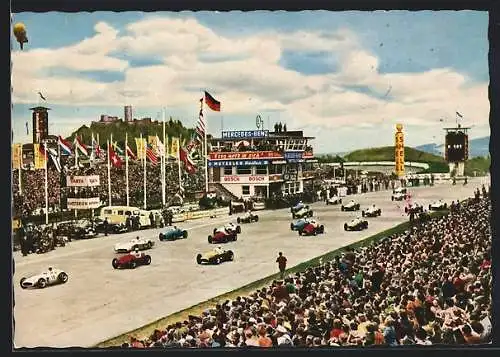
left=44, top=142, right=49, bottom=225
left=107, top=137, right=112, bottom=207
left=126, top=133, right=130, bottom=207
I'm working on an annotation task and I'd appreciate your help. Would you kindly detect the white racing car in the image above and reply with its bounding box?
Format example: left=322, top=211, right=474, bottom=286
left=341, top=200, right=360, bottom=211
left=391, top=187, right=409, bottom=201
left=292, top=206, right=314, bottom=219
left=114, top=237, right=155, bottom=253
left=362, top=205, right=382, bottom=217
left=344, top=217, right=369, bottom=231
left=326, top=195, right=343, bottom=205
left=428, top=200, right=448, bottom=211
left=213, top=222, right=241, bottom=235
left=20, top=267, right=68, bottom=289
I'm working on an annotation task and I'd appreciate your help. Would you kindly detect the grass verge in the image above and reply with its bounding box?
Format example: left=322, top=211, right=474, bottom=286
left=95, top=209, right=450, bottom=348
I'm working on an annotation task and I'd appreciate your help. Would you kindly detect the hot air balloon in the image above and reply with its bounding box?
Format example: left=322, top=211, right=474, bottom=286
left=13, top=22, right=28, bottom=50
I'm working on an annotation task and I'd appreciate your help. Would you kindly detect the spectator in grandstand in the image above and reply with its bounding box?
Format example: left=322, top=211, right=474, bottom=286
left=120, top=192, right=491, bottom=349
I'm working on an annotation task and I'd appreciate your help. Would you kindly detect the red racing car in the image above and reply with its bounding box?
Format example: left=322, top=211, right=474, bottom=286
left=112, top=252, right=151, bottom=269
left=298, top=219, right=325, bottom=236
left=208, top=229, right=238, bottom=244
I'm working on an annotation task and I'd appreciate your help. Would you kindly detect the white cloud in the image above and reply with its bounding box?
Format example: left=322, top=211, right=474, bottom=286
left=11, top=15, right=489, bottom=149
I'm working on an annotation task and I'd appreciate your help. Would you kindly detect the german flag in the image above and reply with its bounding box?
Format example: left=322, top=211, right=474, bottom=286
left=204, top=91, right=221, bottom=112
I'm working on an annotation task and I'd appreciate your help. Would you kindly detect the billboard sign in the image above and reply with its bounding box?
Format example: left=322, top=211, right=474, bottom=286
left=67, top=197, right=101, bottom=210
left=221, top=130, right=269, bottom=139
left=209, top=151, right=282, bottom=160
left=222, top=175, right=269, bottom=184
left=394, top=124, right=405, bottom=177
left=208, top=159, right=269, bottom=167
left=66, top=175, right=101, bottom=187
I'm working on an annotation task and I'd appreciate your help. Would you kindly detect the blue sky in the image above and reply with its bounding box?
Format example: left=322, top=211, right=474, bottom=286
left=11, top=11, right=489, bottom=153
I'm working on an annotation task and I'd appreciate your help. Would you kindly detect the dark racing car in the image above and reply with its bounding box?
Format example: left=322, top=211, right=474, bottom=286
left=298, top=219, right=325, bottom=236
left=208, top=227, right=238, bottom=244
left=159, top=226, right=188, bottom=241
left=112, top=252, right=151, bottom=269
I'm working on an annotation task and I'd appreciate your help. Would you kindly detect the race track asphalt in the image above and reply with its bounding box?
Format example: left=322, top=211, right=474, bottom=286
left=12, top=178, right=488, bottom=348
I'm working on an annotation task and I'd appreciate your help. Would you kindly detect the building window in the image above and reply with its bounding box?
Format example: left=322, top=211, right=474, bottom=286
left=242, top=185, right=250, bottom=195
left=237, top=167, right=252, bottom=175
left=269, top=164, right=283, bottom=174
left=224, top=167, right=233, bottom=175
left=255, top=165, right=267, bottom=175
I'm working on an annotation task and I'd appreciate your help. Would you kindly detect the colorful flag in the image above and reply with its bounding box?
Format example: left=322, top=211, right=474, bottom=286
left=156, top=136, right=165, bottom=157
left=135, top=137, right=146, bottom=160
left=75, top=136, right=89, bottom=156
left=165, top=136, right=170, bottom=158
left=108, top=143, right=123, bottom=168
left=196, top=97, right=206, bottom=140
left=180, top=146, right=196, bottom=174
left=58, top=135, right=72, bottom=155
left=204, top=91, right=221, bottom=111
left=34, top=143, right=47, bottom=169
left=171, top=137, right=180, bottom=159
left=148, top=136, right=159, bottom=156
left=146, top=143, right=159, bottom=165
left=126, top=144, right=137, bottom=160
left=112, top=141, right=124, bottom=155
left=47, top=147, right=62, bottom=173
left=12, top=143, right=22, bottom=169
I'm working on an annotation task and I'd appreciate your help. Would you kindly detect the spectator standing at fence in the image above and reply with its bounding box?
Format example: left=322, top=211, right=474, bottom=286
left=276, top=252, right=287, bottom=279
left=103, top=217, right=109, bottom=236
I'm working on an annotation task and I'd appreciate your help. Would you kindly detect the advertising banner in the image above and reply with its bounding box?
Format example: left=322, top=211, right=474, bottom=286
left=12, top=143, right=22, bottom=169
left=66, top=175, right=101, bottom=187
left=33, top=143, right=46, bottom=170
left=222, top=175, right=269, bottom=184
left=221, top=130, right=269, bottom=139
left=208, top=160, right=269, bottom=167
left=67, top=197, right=101, bottom=210
left=209, top=151, right=282, bottom=160
left=284, top=151, right=304, bottom=163
left=395, top=124, right=405, bottom=177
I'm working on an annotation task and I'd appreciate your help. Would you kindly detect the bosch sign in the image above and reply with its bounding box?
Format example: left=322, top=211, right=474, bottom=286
left=222, top=175, right=269, bottom=184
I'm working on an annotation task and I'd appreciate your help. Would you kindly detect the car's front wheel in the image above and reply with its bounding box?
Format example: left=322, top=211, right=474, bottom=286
left=183, top=230, right=188, bottom=239
left=344, top=223, right=348, bottom=231
left=159, top=233, right=164, bottom=241
left=144, top=255, right=152, bottom=265
left=37, top=278, right=47, bottom=289
left=58, top=272, right=68, bottom=284
left=254, top=216, right=259, bottom=222
left=228, top=251, right=234, bottom=261
left=341, top=206, right=345, bottom=211
left=320, top=225, right=325, bottom=233
left=236, top=226, right=241, bottom=234
left=112, top=258, right=119, bottom=269
left=196, top=254, right=202, bottom=265
left=208, top=236, right=213, bottom=244
left=130, top=261, right=137, bottom=269
left=20, top=277, right=27, bottom=289
left=237, top=217, right=241, bottom=224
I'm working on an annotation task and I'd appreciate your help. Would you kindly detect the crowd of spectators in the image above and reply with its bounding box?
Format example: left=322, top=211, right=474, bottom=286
left=122, top=189, right=491, bottom=348
left=12, top=160, right=206, bottom=216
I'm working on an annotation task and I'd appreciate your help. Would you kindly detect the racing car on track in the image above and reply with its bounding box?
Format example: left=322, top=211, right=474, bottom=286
left=391, top=187, right=409, bottom=201
left=208, top=228, right=238, bottom=244
left=159, top=226, right=188, bottom=241
left=341, top=200, right=360, bottom=212
left=362, top=205, right=382, bottom=217
left=196, top=247, right=234, bottom=265
left=344, top=217, right=369, bottom=231
left=237, top=212, right=259, bottom=224
left=326, top=195, right=343, bottom=205
left=290, top=218, right=313, bottom=231
left=94, top=218, right=128, bottom=234
left=114, top=236, right=155, bottom=253
left=428, top=200, right=448, bottom=211
left=112, top=252, right=151, bottom=269
left=20, top=267, right=68, bottom=289
left=405, top=203, right=424, bottom=214
left=291, top=201, right=305, bottom=214
left=212, top=222, right=241, bottom=235
left=292, top=206, right=314, bottom=219
left=298, top=219, right=325, bottom=236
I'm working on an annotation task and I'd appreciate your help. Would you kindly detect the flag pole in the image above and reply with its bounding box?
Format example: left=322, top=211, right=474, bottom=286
left=178, top=135, right=182, bottom=193
left=126, top=132, right=130, bottom=207
left=75, top=137, right=79, bottom=168
left=18, top=149, right=22, bottom=195
left=57, top=141, right=62, bottom=214
left=142, top=133, right=147, bottom=210
left=44, top=142, right=49, bottom=225
left=202, top=98, right=209, bottom=193
left=107, top=137, right=112, bottom=206
left=162, top=108, right=166, bottom=207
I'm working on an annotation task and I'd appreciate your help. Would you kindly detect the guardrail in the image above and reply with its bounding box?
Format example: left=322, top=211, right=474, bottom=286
left=325, top=161, right=430, bottom=169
